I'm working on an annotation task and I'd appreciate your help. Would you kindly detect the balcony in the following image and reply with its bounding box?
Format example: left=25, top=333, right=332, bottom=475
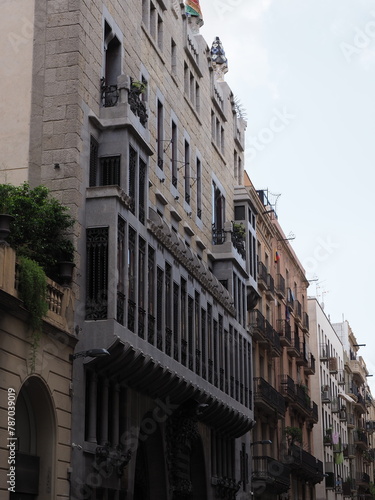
left=292, top=384, right=318, bottom=420
left=348, top=359, right=367, bottom=384
left=354, top=430, right=368, bottom=449
left=302, top=312, right=309, bottom=331
left=331, top=398, right=340, bottom=413
left=323, top=429, right=333, bottom=446
left=337, top=369, right=345, bottom=385
left=329, top=357, right=338, bottom=374
left=294, top=300, right=302, bottom=322
left=287, top=333, right=301, bottom=357
left=287, top=445, right=324, bottom=484
left=356, top=472, right=370, bottom=487
left=355, top=393, right=367, bottom=414
left=366, top=421, right=375, bottom=433
left=265, top=320, right=281, bottom=357
left=280, top=375, right=297, bottom=403
left=343, top=443, right=356, bottom=459
left=258, top=261, right=268, bottom=291
left=265, top=273, right=275, bottom=300
left=342, top=479, right=356, bottom=495
left=346, top=382, right=359, bottom=400
left=347, top=413, right=355, bottom=428
left=304, top=353, right=316, bottom=375
left=296, top=339, right=309, bottom=367
left=252, top=456, right=290, bottom=495
left=275, top=274, right=286, bottom=298
left=276, top=319, right=292, bottom=347
left=249, top=310, right=267, bottom=344
left=321, top=386, right=332, bottom=403
left=320, top=343, right=329, bottom=360
left=253, top=377, right=286, bottom=417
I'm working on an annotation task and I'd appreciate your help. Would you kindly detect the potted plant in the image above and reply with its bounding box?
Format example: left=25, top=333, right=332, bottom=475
left=131, top=79, right=147, bottom=95
left=284, top=426, right=302, bottom=446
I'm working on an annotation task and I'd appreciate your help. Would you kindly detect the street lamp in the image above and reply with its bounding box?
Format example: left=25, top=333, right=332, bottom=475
left=69, top=348, right=110, bottom=361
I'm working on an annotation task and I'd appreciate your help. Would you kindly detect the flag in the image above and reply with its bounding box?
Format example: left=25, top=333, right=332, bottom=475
left=185, top=0, right=202, bottom=17
left=274, top=250, right=280, bottom=263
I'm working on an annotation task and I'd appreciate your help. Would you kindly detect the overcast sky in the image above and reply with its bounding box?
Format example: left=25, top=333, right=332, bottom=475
left=200, top=0, right=375, bottom=391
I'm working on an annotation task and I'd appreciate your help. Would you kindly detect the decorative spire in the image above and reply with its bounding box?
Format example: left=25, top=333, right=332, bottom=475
left=211, top=37, right=228, bottom=82
left=185, top=0, right=203, bottom=32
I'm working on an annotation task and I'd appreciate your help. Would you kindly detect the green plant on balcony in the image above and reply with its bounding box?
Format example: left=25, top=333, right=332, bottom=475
left=284, top=426, right=302, bottom=446
left=131, top=80, right=147, bottom=94
left=18, top=256, right=49, bottom=372
left=0, top=183, right=74, bottom=282
left=232, top=222, right=246, bottom=257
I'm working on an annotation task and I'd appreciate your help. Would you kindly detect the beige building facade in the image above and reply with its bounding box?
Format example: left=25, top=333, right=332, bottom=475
left=0, top=245, right=76, bottom=499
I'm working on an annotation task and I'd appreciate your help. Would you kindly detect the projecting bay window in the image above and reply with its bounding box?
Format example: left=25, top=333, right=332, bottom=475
left=86, top=227, right=109, bottom=320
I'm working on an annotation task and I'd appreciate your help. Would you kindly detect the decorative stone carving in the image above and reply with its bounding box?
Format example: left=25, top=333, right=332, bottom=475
left=211, top=37, right=228, bottom=82
left=94, top=443, right=132, bottom=478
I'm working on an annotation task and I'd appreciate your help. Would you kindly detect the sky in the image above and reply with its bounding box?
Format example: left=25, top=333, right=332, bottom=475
left=199, top=0, right=375, bottom=392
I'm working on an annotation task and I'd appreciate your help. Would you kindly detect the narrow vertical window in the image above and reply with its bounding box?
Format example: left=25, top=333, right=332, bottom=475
left=142, top=0, right=149, bottom=27
left=234, top=150, right=238, bottom=184
left=184, top=62, right=189, bottom=94
left=138, top=237, right=146, bottom=339
left=173, top=282, right=179, bottom=361
left=181, top=278, right=187, bottom=366
left=117, top=216, right=126, bottom=325
left=156, top=267, right=164, bottom=350
left=127, top=227, right=136, bottom=332
left=86, top=227, right=109, bottom=320
left=171, top=121, right=178, bottom=187
left=190, top=72, right=195, bottom=104
left=157, top=100, right=164, bottom=170
left=129, top=146, right=137, bottom=214
left=165, top=263, right=172, bottom=356
left=157, top=14, right=163, bottom=50
left=100, top=156, right=120, bottom=186
left=207, top=304, right=213, bottom=383
left=171, top=38, right=177, bottom=74
left=201, top=308, right=206, bottom=379
left=89, top=136, right=98, bottom=187
left=148, top=246, right=155, bottom=344
left=195, top=82, right=200, bottom=112
left=184, top=140, right=190, bottom=204
left=139, top=157, right=146, bottom=224
left=150, top=3, right=156, bottom=39
left=196, top=158, right=202, bottom=219
left=188, top=296, right=194, bottom=370
left=220, top=126, right=225, bottom=154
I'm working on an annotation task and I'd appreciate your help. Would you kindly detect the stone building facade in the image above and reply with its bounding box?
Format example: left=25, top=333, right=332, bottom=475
left=1, top=1, right=256, bottom=499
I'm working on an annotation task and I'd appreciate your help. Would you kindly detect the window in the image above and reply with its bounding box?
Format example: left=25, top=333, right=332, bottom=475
left=102, top=20, right=121, bottom=107
left=171, top=121, right=178, bottom=187
left=171, top=38, right=177, bottom=74
left=86, top=227, right=109, bottom=320
left=212, top=182, right=225, bottom=230
left=129, top=145, right=147, bottom=224
left=184, top=140, right=190, bottom=204
left=196, top=157, right=202, bottom=218
left=157, top=100, right=164, bottom=170
left=100, top=156, right=120, bottom=186
left=143, top=0, right=165, bottom=51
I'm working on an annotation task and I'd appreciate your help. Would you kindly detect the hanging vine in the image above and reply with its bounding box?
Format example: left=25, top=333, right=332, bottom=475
left=18, top=256, right=49, bottom=371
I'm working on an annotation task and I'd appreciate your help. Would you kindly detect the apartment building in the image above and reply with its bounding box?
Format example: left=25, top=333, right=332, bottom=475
left=245, top=175, right=324, bottom=500
left=1, top=1, right=258, bottom=498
